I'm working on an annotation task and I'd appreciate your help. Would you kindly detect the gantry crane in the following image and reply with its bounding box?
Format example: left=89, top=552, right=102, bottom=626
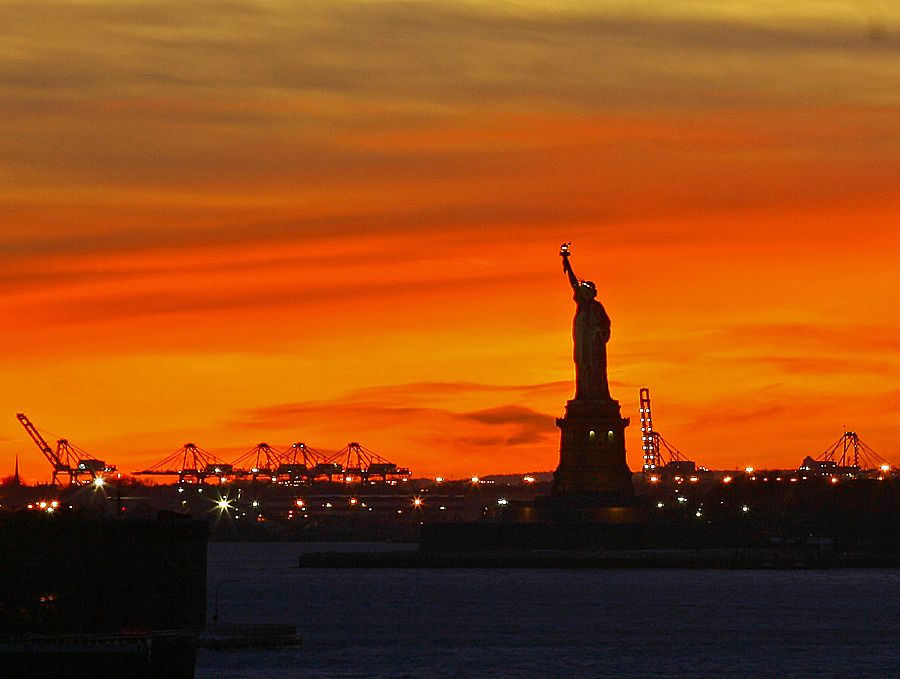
left=17, top=413, right=71, bottom=485
left=639, top=388, right=659, bottom=471
left=277, top=442, right=329, bottom=482
left=817, top=431, right=893, bottom=473
left=133, top=443, right=232, bottom=484
left=232, top=442, right=283, bottom=480
left=16, top=413, right=114, bottom=485
left=638, top=389, right=690, bottom=473
left=327, top=442, right=410, bottom=482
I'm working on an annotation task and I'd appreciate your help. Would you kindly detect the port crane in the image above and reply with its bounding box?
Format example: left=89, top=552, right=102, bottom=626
left=816, top=431, right=894, bottom=474
left=133, top=443, right=232, bottom=484
left=232, top=442, right=283, bottom=480
left=327, top=442, right=411, bottom=482
left=638, top=388, right=691, bottom=473
left=16, top=413, right=115, bottom=485
left=277, top=442, right=329, bottom=482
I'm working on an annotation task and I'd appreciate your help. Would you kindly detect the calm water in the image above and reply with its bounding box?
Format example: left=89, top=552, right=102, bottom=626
left=198, top=542, right=900, bottom=678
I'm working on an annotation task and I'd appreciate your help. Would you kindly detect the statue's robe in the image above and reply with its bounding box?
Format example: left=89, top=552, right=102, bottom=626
left=572, top=285, right=611, bottom=401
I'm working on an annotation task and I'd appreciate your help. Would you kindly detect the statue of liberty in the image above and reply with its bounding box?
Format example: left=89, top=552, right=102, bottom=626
left=560, top=244, right=611, bottom=401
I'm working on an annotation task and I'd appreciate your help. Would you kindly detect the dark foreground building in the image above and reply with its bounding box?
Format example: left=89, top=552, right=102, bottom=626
left=0, top=512, right=207, bottom=678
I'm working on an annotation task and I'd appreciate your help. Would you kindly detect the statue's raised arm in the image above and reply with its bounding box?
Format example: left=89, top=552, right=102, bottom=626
left=560, top=243, right=579, bottom=291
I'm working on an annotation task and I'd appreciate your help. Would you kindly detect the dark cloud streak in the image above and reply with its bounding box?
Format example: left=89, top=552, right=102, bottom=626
left=4, top=1, right=896, bottom=101
left=235, top=384, right=559, bottom=450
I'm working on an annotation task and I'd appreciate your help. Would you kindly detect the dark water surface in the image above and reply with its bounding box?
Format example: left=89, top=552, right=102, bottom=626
left=198, top=542, right=900, bottom=678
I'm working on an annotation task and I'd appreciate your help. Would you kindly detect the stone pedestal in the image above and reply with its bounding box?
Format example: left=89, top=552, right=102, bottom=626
left=548, top=397, right=634, bottom=516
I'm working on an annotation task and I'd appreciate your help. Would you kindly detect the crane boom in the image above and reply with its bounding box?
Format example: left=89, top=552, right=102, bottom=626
left=16, top=413, right=72, bottom=485
left=639, top=388, right=661, bottom=471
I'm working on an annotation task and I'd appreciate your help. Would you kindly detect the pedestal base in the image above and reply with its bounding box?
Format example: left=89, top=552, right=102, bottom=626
left=548, top=397, right=634, bottom=517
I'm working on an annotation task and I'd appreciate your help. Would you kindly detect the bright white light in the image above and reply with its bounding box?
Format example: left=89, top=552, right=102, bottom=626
left=217, top=499, right=230, bottom=510
left=745, top=467, right=754, bottom=473
left=413, top=498, right=422, bottom=506
left=742, top=505, right=750, bottom=512
left=435, top=476, right=444, bottom=483
left=523, top=476, right=535, bottom=483
left=881, top=465, right=891, bottom=472
left=93, top=477, right=105, bottom=487
left=723, top=476, right=733, bottom=483
left=657, top=502, right=664, bottom=508
left=497, top=498, right=508, bottom=506
left=471, top=476, right=480, bottom=483
left=677, top=496, right=687, bottom=503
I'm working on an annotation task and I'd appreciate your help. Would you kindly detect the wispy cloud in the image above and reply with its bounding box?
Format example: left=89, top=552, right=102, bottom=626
left=4, top=0, right=898, bottom=198
left=232, top=382, right=560, bottom=471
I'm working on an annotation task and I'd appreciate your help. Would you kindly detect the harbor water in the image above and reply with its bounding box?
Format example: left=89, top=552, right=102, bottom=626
left=199, top=542, right=900, bottom=678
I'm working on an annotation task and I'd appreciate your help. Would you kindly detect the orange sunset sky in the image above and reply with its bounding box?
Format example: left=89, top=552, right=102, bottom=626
left=2, top=1, right=899, bottom=483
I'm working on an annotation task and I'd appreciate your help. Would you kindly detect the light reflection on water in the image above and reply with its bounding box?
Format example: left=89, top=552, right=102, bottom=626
left=198, top=542, right=900, bottom=679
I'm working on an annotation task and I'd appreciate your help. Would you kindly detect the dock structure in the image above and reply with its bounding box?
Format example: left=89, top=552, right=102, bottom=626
left=131, top=439, right=411, bottom=485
